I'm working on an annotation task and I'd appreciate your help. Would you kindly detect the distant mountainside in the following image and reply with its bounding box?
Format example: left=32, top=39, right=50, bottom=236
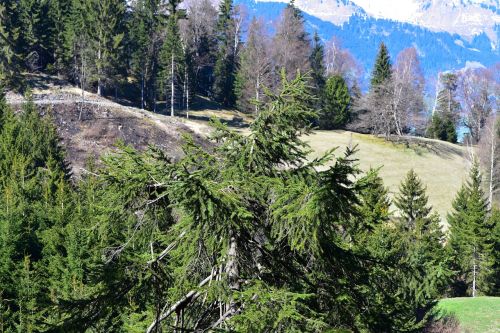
left=236, top=0, right=499, bottom=85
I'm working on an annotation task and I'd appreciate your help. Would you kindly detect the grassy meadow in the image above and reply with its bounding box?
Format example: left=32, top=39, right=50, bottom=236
left=304, top=130, right=469, bottom=222
left=437, top=297, right=500, bottom=332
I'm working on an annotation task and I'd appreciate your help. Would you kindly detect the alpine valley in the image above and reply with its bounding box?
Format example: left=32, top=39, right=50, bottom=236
left=235, top=0, right=500, bottom=84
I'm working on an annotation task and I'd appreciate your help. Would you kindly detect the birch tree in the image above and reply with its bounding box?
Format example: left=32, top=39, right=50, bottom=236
left=478, top=114, right=500, bottom=209
left=459, top=67, right=495, bottom=143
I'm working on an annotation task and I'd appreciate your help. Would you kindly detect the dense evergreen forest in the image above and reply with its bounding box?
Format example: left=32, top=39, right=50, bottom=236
left=0, top=0, right=499, bottom=332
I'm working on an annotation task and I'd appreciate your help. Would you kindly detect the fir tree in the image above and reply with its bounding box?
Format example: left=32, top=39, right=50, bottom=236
left=395, top=169, right=432, bottom=229
left=158, top=0, right=185, bottom=116
left=85, top=0, right=125, bottom=95
left=447, top=161, right=495, bottom=296
left=319, top=75, right=351, bottom=129
left=0, top=3, right=21, bottom=89
left=370, top=42, right=392, bottom=88
left=427, top=112, right=458, bottom=143
left=129, top=0, right=162, bottom=110
left=213, top=0, right=239, bottom=107
left=309, top=31, right=325, bottom=92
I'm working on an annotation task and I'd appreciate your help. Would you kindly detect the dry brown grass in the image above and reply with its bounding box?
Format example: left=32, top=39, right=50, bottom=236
left=304, top=130, right=469, bottom=223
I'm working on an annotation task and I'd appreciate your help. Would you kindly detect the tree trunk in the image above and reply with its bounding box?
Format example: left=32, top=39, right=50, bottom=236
left=488, top=131, right=495, bottom=210
left=171, top=53, right=175, bottom=117
left=97, top=46, right=102, bottom=96
left=472, top=247, right=477, bottom=297
left=226, top=232, right=239, bottom=317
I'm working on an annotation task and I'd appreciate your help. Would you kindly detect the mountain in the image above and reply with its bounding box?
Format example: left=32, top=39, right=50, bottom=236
left=236, top=0, right=499, bottom=85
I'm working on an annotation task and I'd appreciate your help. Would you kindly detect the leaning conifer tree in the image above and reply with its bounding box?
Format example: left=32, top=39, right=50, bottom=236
left=55, top=72, right=451, bottom=332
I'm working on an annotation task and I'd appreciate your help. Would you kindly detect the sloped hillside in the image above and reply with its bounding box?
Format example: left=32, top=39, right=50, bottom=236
left=6, top=74, right=211, bottom=177
left=305, top=130, right=469, bottom=221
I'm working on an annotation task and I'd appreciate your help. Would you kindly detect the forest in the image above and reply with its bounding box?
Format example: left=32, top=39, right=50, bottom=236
left=0, top=0, right=499, bottom=332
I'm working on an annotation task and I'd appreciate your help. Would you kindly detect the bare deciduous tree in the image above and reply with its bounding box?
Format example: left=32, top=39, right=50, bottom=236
left=236, top=17, right=272, bottom=114
left=477, top=114, right=500, bottom=209
left=362, top=47, right=424, bottom=137
left=180, top=0, right=218, bottom=96
left=272, top=5, right=311, bottom=83
left=324, top=37, right=362, bottom=91
left=459, top=67, right=496, bottom=143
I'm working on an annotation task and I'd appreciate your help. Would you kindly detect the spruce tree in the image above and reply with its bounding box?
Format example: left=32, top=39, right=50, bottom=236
left=0, top=95, right=73, bottom=331
left=370, top=42, right=392, bottom=88
left=129, top=0, right=162, bottom=110
left=16, top=0, right=42, bottom=70
left=84, top=0, right=125, bottom=96
left=447, top=161, right=495, bottom=296
left=310, top=31, right=326, bottom=92
left=395, top=169, right=432, bottom=229
left=158, top=0, right=185, bottom=116
left=0, top=3, right=21, bottom=89
left=319, top=75, right=351, bottom=129
left=389, top=169, right=450, bottom=326
left=213, top=0, right=239, bottom=107
left=428, top=73, right=460, bottom=143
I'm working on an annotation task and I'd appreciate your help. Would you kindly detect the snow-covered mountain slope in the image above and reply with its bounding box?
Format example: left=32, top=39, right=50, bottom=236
left=237, top=0, right=499, bottom=86
left=255, top=0, right=500, bottom=47
left=352, top=0, right=500, bottom=46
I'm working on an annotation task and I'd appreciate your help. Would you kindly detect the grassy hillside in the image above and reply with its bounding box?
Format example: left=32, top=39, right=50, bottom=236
left=305, top=130, right=469, bottom=221
left=437, top=297, right=500, bottom=333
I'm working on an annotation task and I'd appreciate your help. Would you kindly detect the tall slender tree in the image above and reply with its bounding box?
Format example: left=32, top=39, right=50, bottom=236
left=235, top=17, right=271, bottom=114
left=85, top=0, right=125, bottom=96
left=272, top=2, right=311, bottom=83
left=212, top=0, right=240, bottom=107
left=129, top=0, right=162, bottom=110
left=370, top=42, right=392, bottom=88
left=319, top=75, right=350, bottom=129
left=447, top=162, right=495, bottom=296
left=0, top=3, right=20, bottom=89
left=310, top=31, right=326, bottom=93
left=158, top=0, right=185, bottom=116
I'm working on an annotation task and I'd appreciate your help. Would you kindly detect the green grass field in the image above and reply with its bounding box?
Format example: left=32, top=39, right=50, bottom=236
left=437, top=297, right=500, bottom=332
left=304, top=130, right=469, bottom=222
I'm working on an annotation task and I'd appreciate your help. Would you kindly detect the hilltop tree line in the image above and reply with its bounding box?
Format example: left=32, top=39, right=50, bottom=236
left=0, top=75, right=499, bottom=332
left=1, top=0, right=497, bottom=139
left=0, top=1, right=499, bottom=331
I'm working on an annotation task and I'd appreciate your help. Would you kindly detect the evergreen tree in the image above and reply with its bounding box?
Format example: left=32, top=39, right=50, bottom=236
left=213, top=0, right=239, bottom=107
left=428, top=73, right=460, bottom=143
left=319, top=75, right=350, bottom=129
left=370, top=42, right=392, bottom=88
left=45, top=0, right=73, bottom=75
left=427, top=112, right=458, bottom=143
left=447, top=161, right=495, bottom=296
left=309, top=31, right=326, bottom=93
left=158, top=0, right=185, bottom=116
left=395, top=169, right=432, bottom=229
left=0, top=95, right=72, bottom=331
left=387, top=169, right=450, bottom=326
left=85, top=0, right=125, bottom=95
left=16, top=0, right=42, bottom=70
left=129, top=0, right=162, bottom=110
left=0, top=3, right=21, bottom=89
left=358, top=169, right=391, bottom=231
